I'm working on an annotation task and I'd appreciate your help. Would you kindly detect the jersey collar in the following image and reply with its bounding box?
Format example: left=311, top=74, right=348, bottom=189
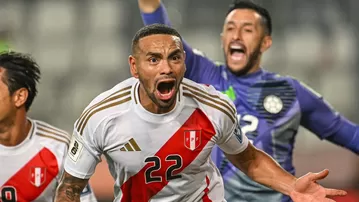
left=0, top=118, right=35, bottom=153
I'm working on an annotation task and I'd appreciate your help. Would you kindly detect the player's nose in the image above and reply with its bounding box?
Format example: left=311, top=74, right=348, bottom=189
left=233, top=28, right=243, bottom=40
left=159, top=60, right=172, bottom=75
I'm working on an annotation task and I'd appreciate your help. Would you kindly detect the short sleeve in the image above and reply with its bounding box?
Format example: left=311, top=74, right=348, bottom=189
left=57, top=143, right=98, bottom=201
left=64, top=119, right=104, bottom=179
left=217, top=116, right=249, bottom=155
left=202, top=84, right=249, bottom=154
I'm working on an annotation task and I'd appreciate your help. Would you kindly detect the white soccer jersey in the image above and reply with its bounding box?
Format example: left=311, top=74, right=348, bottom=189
left=65, top=77, right=249, bottom=202
left=0, top=119, right=97, bottom=202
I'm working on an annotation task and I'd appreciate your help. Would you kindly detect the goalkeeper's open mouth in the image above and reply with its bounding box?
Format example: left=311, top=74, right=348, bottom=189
left=229, top=42, right=246, bottom=62
left=155, top=78, right=176, bottom=101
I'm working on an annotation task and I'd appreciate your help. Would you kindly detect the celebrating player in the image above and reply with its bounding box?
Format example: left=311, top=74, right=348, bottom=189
left=55, top=24, right=346, bottom=202
left=138, top=0, right=359, bottom=201
left=0, top=51, right=97, bottom=202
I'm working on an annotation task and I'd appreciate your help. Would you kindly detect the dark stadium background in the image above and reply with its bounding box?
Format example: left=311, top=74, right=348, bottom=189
left=0, top=0, right=357, bottom=201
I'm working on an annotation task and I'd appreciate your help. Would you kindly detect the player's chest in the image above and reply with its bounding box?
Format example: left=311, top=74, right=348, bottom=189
left=107, top=109, right=217, bottom=177
left=233, top=83, right=301, bottom=143
left=234, top=93, right=298, bottom=130
left=0, top=147, right=60, bottom=201
left=233, top=79, right=299, bottom=120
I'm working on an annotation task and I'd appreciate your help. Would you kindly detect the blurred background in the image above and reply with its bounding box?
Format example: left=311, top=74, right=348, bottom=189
left=0, top=0, right=358, bottom=201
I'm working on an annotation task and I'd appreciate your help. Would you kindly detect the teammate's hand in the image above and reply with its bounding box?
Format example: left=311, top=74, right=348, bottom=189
left=138, top=0, right=161, bottom=13
left=289, top=169, right=347, bottom=202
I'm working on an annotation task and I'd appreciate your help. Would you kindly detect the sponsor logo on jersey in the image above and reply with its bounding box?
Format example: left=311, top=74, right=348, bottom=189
left=68, top=136, right=83, bottom=162
left=29, top=167, right=46, bottom=187
left=184, top=130, right=201, bottom=151
left=263, top=95, right=283, bottom=114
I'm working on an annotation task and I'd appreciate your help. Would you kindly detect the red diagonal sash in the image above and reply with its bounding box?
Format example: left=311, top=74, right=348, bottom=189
left=120, top=109, right=215, bottom=201
left=1, top=147, right=59, bottom=202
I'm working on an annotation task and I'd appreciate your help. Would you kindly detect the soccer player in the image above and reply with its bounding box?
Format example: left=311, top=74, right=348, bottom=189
left=0, top=51, right=97, bottom=202
left=54, top=24, right=346, bottom=202
left=138, top=0, right=359, bottom=201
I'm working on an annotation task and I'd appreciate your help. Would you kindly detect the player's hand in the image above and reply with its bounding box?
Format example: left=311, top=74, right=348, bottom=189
left=138, top=0, right=161, bottom=13
left=289, top=169, right=347, bottom=202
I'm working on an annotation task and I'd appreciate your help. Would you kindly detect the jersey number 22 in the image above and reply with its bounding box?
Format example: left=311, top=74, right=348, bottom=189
left=145, top=154, right=183, bottom=184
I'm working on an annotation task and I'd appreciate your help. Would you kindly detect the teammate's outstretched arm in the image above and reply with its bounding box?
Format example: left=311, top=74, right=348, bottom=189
left=211, top=82, right=347, bottom=201
left=138, top=0, right=221, bottom=84
left=55, top=116, right=103, bottom=201
left=224, top=143, right=347, bottom=201
left=55, top=172, right=89, bottom=202
left=293, top=79, right=359, bottom=154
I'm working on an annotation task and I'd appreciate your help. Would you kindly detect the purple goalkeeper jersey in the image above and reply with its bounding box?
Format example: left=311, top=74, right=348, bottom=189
left=141, top=4, right=359, bottom=202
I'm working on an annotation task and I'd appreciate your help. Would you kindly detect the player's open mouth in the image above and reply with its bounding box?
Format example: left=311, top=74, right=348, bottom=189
left=156, top=79, right=176, bottom=101
left=229, top=43, right=246, bottom=61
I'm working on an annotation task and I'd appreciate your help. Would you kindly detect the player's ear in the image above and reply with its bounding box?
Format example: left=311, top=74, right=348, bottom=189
left=260, top=35, right=272, bottom=53
left=129, top=55, right=139, bottom=78
left=13, top=88, right=28, bottom=109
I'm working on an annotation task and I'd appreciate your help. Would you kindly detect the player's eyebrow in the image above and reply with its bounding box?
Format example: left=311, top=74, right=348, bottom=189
left=168, top=49, right=182, bottom=59
left=146, top=52, right=163, bottom=58
left=242, top=22, right=254, bottom=27
left=226, top=21, right=236, bottom=26
left=226, top=21, right=254, bottom=27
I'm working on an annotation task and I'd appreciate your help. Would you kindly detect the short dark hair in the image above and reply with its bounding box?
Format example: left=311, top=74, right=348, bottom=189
left=227, top=0, right=272, bottom=35
left=131, top=23, right=183, bottom=54
left=0, top=51, right=41, bottom=111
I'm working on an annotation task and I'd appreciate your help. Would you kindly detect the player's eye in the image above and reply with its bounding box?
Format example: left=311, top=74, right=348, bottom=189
left=172, top=55, right=181, bottom=61
left=149, top=57, right=158, bottom=64
left=244, top=29, right=253, bottom=33
left=227, top=27, right=234, bottom=31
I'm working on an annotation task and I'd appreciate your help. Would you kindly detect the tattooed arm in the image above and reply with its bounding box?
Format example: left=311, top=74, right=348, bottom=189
left=55, top=171, right=89, bottom=202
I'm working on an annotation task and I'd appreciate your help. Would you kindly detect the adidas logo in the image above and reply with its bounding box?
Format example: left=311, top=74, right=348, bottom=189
left=119, top=138, right=141, bottom=151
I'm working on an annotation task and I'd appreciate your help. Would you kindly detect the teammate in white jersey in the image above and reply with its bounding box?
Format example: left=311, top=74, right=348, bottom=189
left=55, top=24, right=346, bottom=202
left=0, top=51, right=97, bottom=202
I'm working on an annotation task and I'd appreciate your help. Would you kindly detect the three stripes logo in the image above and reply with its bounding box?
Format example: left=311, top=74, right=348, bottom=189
left=119, top=138, right=141, bottom=151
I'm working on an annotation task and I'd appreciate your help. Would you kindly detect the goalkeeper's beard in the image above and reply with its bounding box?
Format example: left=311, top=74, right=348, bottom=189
left=225, top=40, right=262, bottom=77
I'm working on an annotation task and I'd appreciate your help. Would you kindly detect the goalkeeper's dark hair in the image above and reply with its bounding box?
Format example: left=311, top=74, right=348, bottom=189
left=0, top=51, right=41, bottom=111
left=132, top=23, right=183, bottom=54
left=227, top=0, right=272, bottom=35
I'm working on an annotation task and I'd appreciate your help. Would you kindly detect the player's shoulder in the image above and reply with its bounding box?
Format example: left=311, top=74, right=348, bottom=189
left=182, top=78, right=237, bottom=124
left=192, top=48, right=226, bottom=68
left=82, top=77, right=135, bottom=116
left=182, top=78, right=227, bottom=98
left=87, top=77, right=135, bottom=107
left=281, top=75, right=322, bottom=97
left=260, top=71, right=322, bottom=100
left=75, top=77, right=135, bottom=135
left=258, top=70, right=301, bottom=89
left=31, top=118, right=71, bottom=148
left=262, top=70, right=297, bottom=83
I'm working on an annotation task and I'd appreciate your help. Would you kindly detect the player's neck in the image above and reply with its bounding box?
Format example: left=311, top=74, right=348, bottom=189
left=0, top=111, right=31, bottom=147
left=246, top=57, right=262, bottom=75
left=231, top=56, right=262, bottom=77
left=247, top=64, right=260, bottom=74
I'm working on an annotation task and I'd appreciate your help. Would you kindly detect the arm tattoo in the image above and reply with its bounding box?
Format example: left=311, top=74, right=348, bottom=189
left=54, top=172, right=89, bottom=202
